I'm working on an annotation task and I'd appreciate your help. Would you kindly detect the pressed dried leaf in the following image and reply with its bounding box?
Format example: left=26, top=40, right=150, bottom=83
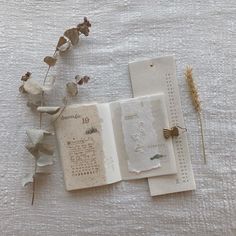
left=25, top=144, right=40, bottom=158
left=19, top=84, right=27, bottom=93
left=58, top=40, right=71, bottom=53
left=44, top=56, right=57, bottom=67
left=77, top=17, right=91, bottom=36
left=38, top=143, right=54, bottom=155
left=75, top=75, right=90, bottom=85
left=23, top=79, right=42, bottom=95
left=66, top=82, right=78, bottom=96
left=36, top=166, right=52, bottom=174
left=22, top=173, right=34, bottom=187
left=26, top=129, right=53, bottom=146
left=62, top=96, right=68, bottom=105
left=64, top=28, right=79, bottom=45
left=37, top=156, right=53, bottom=167
left=21, top=72, right=31, bottom=81
left=42, top=75, right=56, bottom=92
left=27, top=102, right=39, bottom=110
left=37, top=106, right=60, bottom=115
left=56, top=36, right=67, bottom=49
left=26, top=94, right=42, bottom=109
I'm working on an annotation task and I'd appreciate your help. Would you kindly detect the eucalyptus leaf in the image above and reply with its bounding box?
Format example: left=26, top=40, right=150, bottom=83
left=37, top=156, right=53, bottom=167
left=56, top=36, right=67, bottom=49
left=36, top=166, right=52, bottom=175
left=23, top=79, right=42, bottom=95
left=25, top=144, right=40, bottom=158
left=44, top=56, right=57, bottom=67
left=19, top=84, right=27, bottom=93
left=22, top=173, right=34, bottom=187
left=58, top=40, right=71, bottom=52
left=26, top=129, right=53, bottom=146
left=77, top=17, right=91, bottom=36
left=75, top=75, right=90, bottom=85
left=37, top=106, right=60, bottom=115
left=62, top=96, right=68, bottom=105
left=64, top=28, right=79, bottom=45
left=66, top=82, right=78, bottom=96
left=26, top=94, right=42, bottom=109
left=42, top=75, right=56, bottom=92
left=38, top=143, right=54, bottom=155
left=21, top=72, right=31, bottom=81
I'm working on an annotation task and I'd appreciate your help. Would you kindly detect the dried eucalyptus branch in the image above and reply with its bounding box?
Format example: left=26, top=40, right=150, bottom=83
left=19, top=17, right=91, bottom=205
left=185, top=66, right=206, bottom=164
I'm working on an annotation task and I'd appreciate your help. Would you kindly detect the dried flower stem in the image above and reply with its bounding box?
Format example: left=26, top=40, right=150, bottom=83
left=31, top=161, right=37, bottom=205
left=40, top=50, right=57, bottom=128
left=185, top=66, right=206, bottom=164
left=33, top=52, right=57, bottom=204
left=198, top=112, right=206, bottom=163
left=20, top=18, right=91, bottom=205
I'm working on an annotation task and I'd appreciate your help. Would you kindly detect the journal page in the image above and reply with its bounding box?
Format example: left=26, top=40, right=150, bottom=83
left=54, top=103, right=121, bottom=191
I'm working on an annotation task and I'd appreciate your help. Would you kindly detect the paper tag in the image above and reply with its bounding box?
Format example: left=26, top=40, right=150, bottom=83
left=129, top=56, right=196, bottom=196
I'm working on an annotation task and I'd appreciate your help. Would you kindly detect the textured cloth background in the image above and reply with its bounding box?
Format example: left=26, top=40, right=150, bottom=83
left=0, top=1, right=235, bottom=235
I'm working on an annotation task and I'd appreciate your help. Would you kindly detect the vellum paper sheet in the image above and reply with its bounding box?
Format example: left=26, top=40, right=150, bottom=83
left=110, top=94, right=177, bottom=180
left=120, top=97, right=161, bottom=173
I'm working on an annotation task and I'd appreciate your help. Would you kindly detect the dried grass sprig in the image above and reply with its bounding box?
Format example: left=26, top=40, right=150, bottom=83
left=185, top=66, right=206, bottom=164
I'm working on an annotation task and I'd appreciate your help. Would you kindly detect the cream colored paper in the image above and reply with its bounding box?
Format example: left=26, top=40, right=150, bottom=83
left=97, top=104, right=122, bottom=184
left=129, top=56, right=196, bottom=196
left=54, top=103, right=121, bottom=191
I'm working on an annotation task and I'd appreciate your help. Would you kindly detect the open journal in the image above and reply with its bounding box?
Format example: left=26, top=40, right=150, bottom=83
left=54, top=94, right=177, bottom=191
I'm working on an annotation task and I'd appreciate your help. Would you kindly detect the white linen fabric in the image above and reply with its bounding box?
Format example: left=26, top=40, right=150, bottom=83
left=0, top=0, right=235, bottom=235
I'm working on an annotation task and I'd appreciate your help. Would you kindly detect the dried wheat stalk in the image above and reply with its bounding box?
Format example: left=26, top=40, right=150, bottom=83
left=185, top=66, right=206, bottom=164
